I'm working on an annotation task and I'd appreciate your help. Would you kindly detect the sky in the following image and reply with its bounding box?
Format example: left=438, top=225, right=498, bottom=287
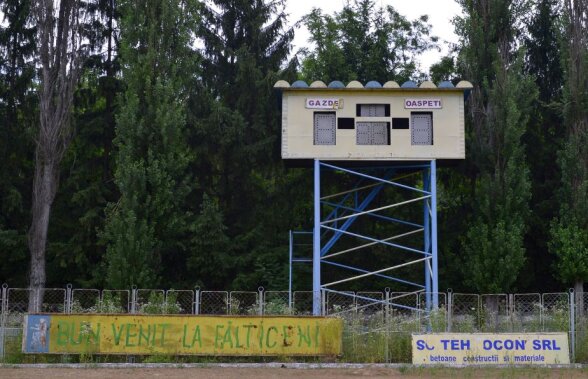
left=285, top=0, right=463, bottom=73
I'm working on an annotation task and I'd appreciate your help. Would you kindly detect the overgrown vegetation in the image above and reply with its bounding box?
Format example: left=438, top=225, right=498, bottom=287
left=0, top=290, right=587, bottom=363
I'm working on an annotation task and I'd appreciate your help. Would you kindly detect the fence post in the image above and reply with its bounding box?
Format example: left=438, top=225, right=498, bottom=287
left=130, top=285, right=137, bottom=314
left=385, top=288, right=390, bottom=363
left=163, top=290, right=169, bottom=314
left=447, top=289, right=453, bottom=333
left=539, top=292, right=544, bottom=331
left=321, top=290, right=326, bottom=316
left=570, top=288, right=575, bottom=363
left=508, top=294, right=514, bottom=332
left=384, top=288, right=390, bottom=324
left=288, top=289, right=293, bottom=315
left=0, top=283, right=7, bottom=361
left=128, top=286, right=138, bottom=364
left=65, top=284, right=72, bottom=314
left=194, top=287, right=200, bottom=315
left=32, top=287, right=38, bottom=313
left=1, top=284, right=6, bottom=313
left=99, top=289, right=104, bottom=311
left=417, top=292, right=421, bottom=331
left=258, top=287, right=264, bottom=316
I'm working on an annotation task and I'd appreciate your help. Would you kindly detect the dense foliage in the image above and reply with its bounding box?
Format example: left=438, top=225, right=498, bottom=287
left=0, top=0, right=586, bottom=292
left=455, top=0, right=536, bottom=293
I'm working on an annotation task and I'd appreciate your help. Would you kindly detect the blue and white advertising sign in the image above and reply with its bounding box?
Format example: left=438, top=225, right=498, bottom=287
left=412, top=333, right=569, bottom=365
left=23, top=314, right=52, bottom=353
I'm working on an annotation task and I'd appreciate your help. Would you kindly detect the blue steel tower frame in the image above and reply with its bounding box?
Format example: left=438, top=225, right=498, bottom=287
left=310, top=159, right=438, bottom=316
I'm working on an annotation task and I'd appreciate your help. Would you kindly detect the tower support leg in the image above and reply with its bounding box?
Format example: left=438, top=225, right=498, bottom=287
left=424, top=168, right=432, bottom=311
left=431, top=160, right=439, bottom=308
left=313, top=159, right=322, bottom=315
left=288, top=230, right=293, bottom=310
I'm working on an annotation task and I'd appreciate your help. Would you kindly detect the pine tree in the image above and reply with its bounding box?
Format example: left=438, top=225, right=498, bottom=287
left=186, top=194, right=231, bottom=289
left=0, top=0, right=36, bottom=284
left=522, top=0, right=564, bottom=290
left=188, top=0, right=296, bottom=288
left=549, top=0, right=588, bottom=293
left=456, top=0, right=537, bottom=293
left=102, top=0, right=198, bottom=288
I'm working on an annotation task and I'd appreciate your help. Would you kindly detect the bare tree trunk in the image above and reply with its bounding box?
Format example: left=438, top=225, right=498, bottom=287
left=27, top=0, right=86, bottom=312
left=28, top=160, right=59, bottom=312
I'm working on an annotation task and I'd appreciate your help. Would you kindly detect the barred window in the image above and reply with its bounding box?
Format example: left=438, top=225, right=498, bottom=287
left=314, top=112, right=336, bottom=145
left=356, top=122, right=390, bottom=145
left=411, top=113, right=433, bottom=145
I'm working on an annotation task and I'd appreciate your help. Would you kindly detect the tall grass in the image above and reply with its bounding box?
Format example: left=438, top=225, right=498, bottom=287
left=338, top=307, right=421, bottom=363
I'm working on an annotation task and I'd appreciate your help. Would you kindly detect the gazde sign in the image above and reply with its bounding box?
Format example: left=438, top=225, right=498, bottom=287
left=404, top=98, right=442, bottom=109
left=305, top=98, right=343, bottom=110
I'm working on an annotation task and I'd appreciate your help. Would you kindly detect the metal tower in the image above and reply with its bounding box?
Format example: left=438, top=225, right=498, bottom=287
left=276, top=78, right=472, bottom=316
left=308, top=159, right=438, bottom=315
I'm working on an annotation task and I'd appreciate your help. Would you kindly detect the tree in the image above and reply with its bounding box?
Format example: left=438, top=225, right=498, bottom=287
left=101, top=0, right=198, bottom=288
left=48, top=68, right=122, bottom=288
left=188, top=0, right=296, bottom=289
left=0, top=0, right=37, bottom=285
left=550, top=0, right=588, bottom=294
left=37, top=0, right=122, bottom=288
left=299, top=0, right=438, bottom=83
left=429, top=56, right=458, bottom=84
left=456, top=0, right=537, bottom=293
left=522, top=0, right=564, bottom=290
left=186, top=194, right=231, bottom=289
left=28, top=0, right=88, bottom=310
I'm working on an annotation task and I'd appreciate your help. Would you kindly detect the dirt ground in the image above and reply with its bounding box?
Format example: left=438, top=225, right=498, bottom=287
left=0, top=367, right=587, bottom=379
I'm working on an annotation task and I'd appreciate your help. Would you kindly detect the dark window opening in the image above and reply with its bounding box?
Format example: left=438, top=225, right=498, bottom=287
left=392, top=118, right=409, bottom=129
left=338, top=117, right=355, bottom=129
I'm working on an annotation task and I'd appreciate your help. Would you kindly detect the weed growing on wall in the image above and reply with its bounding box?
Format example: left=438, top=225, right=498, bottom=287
left=139, top=292, right=181, bottom=314
left=263, top=298, right=291, bottom=315
left=99, top=292, right=126, bottom=313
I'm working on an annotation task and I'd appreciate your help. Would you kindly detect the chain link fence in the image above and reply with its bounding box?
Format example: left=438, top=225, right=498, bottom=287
left=166, top=290, right=195, bottom=315
left=450, top=293, right=479, bottom=332
left=293, top=291, right=312, bottom=315
left=0, top=284, right=586, bottom=363
left=229, top=291, right=259, bottom=315
left=263, top=291, right=291, bottom=315
left=198, top=291, right=229, bottom=315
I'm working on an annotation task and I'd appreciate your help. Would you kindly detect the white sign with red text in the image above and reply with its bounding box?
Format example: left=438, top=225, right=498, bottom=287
left=305, top=98, right=343, bottom=110
left=404, top=98, right=442, bottom=109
